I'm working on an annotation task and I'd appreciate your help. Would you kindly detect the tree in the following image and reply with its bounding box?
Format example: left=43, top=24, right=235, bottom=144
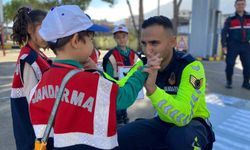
left=101, top=0, right=115, bottom=6
left=138, top=0, right=144, bottom=50
left=101, top=0, right=143, bottom=50
left=126, top=0, right=137, bottom=33
left=173, top=0, right=183, bottom=35
left=56, top=0, right=91, bottom=10
left=3, top=0, right=27, bottom=24
left=3, top=0, right=92, bottom=24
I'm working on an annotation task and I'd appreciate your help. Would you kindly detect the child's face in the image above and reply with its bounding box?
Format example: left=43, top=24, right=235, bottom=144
left=114, top=32, right=128, bottom=48
left=30, top=24, right=48, bottom=49
left=77, top=32, right=94, bottom=62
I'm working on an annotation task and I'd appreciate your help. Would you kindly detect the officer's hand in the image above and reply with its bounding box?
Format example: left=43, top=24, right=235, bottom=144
left=222, top=47, right=228, bottom=55
left=144, top=53, right=162, bottom=71
left=143, top=53, right=162, bottom=95
left=81, top=57, right=97, bottom=70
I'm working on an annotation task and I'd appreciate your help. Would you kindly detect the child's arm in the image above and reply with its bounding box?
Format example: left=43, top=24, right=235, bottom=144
left=104, top=60, right=144, bottom=87
left=116, top=53, right=162, bottom=110
left=116, top=69, right=147, bottom=110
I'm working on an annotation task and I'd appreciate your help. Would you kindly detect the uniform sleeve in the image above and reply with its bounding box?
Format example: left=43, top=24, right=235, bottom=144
left=221, top=17, right=230, bottom=48
left=148, top=61, right=206, bottom=127
left=116, top=60, right=144, bottom=87
left=23, top=62, right=39, bottom=101
left=102, top=60, right=145, bottom=110
left=103, top=60, right=144, bottom=87
left=116, top=68, right=147, bottom=110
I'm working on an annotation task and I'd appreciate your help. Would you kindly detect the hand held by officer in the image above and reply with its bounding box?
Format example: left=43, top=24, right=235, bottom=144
left=222, top=47, right=228, bottom=55
left=143, top=52, right=162, bottom=95
left=80, top=57, right=97, bottom=70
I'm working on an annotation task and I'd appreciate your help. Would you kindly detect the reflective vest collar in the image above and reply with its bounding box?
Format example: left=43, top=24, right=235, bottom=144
left=53, top=59, right=83, bottom=69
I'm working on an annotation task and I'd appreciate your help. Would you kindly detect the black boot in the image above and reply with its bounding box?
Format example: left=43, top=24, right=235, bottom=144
left=225, top=74, right=233, bottom=89
left=122, top=110, right=129, bottom=124
left=116, top=110, right=124, bottom=126
left=242, top=78, right=250, bottom=90
left=225, top=81, right=232, bottom=89
left=242, top=83, right=250, bottom=90
left=242, top=82, right=250, bottom=90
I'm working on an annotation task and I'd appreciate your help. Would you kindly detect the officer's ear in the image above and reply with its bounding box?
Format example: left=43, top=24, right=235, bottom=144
left=169, top=36, right=177, bottom=48
left=166, top=28, right=176, bottom=48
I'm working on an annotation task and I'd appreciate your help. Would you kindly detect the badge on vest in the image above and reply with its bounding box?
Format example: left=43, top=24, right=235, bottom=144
left=168, top=72, right=176, bottom=85
left=189, top=75, right=203, bottom=89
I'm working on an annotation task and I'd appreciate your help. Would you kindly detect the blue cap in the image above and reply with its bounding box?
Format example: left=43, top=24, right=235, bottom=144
left=87, top=24, right=111, bottom=32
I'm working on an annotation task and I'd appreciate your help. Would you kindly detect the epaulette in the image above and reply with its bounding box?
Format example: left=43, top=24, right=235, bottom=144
left=245, top=11, right=250, bottom=17
left=21, top=50, right=38, bottom=65
left=176, top=51, right=195, bottom=63
left=229, top=13, right=236, bottom=18
left=226, top=13, right=237, bottom=20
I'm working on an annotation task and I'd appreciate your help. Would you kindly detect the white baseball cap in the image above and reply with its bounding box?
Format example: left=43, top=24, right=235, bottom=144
left=113, top=25, right=128, bottom=34
left=39, top=5, right=110, bottom=43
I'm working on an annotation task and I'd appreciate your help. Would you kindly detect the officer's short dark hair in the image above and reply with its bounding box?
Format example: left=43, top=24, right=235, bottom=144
left=235, top=0, right=246, bottom=4
left=142, top=16, right=174, bottom=35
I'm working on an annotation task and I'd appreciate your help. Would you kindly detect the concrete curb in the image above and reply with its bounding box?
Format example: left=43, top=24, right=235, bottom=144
left=196, top=56, right=224, bottom=61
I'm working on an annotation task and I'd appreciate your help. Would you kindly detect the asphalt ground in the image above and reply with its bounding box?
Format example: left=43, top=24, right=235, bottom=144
left=1, top=49, right=249, bottom=150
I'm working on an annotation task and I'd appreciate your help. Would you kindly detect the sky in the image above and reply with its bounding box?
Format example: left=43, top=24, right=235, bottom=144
left=85, top=0, right=173, bottom=22
left=2, top=0, right=173, bottom=22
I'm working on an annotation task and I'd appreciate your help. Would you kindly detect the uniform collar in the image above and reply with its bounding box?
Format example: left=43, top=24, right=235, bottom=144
left=235, top=11, right=246, bottom=17
left=53, top=59, right=83, bottom=69
left=116, top=46, right=131, bottom=56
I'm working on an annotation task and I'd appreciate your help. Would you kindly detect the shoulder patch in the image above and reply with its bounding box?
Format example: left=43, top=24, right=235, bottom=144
left=189, top=75, right=203, bottom=89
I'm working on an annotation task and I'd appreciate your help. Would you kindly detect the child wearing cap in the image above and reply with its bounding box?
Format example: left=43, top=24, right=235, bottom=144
left=10, top=7, right=51, bottom=149
left=103, top=25, right=139, bottom=125
left=29, top=5, right=162, bottom=150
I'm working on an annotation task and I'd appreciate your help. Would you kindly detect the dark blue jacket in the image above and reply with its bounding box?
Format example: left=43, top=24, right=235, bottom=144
left=221, top=11, right=250, bottom=47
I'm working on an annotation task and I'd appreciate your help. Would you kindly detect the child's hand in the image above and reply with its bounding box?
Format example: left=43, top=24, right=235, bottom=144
left=143, top=53, right=162, bottom=95
left=80, top=57, right=97, bottom=70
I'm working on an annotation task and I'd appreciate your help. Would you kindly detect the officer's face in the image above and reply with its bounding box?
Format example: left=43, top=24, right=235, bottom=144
left=141, top=24, right=176, bottom=65
left=235, top=0, right=246, bottom=13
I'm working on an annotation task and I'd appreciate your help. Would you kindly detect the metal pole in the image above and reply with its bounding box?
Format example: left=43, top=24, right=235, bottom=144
left=157, top=0, right=160, bottom=16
